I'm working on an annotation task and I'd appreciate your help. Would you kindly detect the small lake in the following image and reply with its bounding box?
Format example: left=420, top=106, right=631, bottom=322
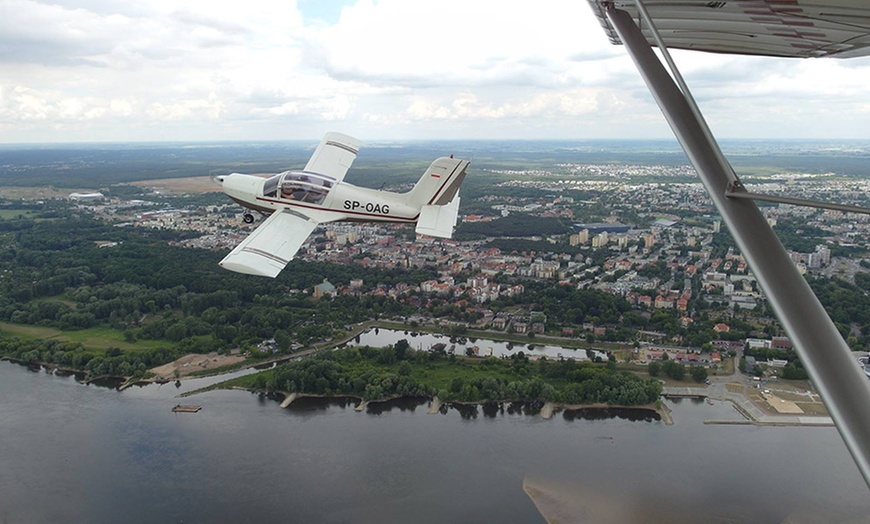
left=346, top=327, right=607, bottom=360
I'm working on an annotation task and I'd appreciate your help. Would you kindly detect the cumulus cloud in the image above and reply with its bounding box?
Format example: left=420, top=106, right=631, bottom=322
left=0, top=0, right=869, bottom=142
left=307, top=0, right=620, bottom=89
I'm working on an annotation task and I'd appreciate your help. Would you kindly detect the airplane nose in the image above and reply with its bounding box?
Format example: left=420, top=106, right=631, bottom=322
left=214, top=175, right=226, bottom=185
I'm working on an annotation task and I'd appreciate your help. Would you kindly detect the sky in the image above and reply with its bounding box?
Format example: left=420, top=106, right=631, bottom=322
left=2, top=0, right=870, bottom=143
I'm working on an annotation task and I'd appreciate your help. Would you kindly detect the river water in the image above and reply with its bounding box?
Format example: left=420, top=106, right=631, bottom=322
left=1, top=360, right=869, bottom=523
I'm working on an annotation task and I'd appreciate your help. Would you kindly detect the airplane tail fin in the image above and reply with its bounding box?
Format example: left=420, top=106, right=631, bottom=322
left=406, top=157, right=469, bottom=239
left=405, top=157, right=469, bottom=209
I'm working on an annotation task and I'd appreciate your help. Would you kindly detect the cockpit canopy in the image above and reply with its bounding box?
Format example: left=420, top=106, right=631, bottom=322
left=264, top=171, right=333, bottom=205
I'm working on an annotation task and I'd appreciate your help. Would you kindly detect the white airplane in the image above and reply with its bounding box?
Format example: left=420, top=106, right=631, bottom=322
left=215, top=132, right=469, bottom=278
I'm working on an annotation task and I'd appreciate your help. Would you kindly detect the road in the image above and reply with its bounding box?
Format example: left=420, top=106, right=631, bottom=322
left=688, top=349, right=834, bottom=426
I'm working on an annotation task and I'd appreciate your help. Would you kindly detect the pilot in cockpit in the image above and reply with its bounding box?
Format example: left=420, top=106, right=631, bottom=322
left=281, top=184, right=299, bottom=200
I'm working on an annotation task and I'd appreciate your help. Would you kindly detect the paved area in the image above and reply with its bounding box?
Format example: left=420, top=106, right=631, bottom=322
left=666, top=351, right=834, bottom=427
left=662, top=386, right=707, bottom=398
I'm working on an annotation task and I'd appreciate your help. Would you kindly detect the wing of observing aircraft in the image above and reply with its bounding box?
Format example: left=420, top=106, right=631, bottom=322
left=587, top=0, right=870, bottom=59
left=585, top=0, right=870, bottom=489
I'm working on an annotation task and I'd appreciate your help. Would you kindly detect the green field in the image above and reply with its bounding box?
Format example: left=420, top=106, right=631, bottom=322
left=0, top=209, right=35, bottom=219
left=0, top=322, right=168, bottom=353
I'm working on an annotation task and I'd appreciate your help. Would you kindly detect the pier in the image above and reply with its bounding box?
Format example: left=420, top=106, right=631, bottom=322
left=172, top=404, right=202, bottom=413
left=662, top=387, right=708, bottom=399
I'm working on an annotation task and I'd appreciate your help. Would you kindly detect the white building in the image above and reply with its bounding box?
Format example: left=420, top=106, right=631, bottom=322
left=69, top=192, right=104, bottom=201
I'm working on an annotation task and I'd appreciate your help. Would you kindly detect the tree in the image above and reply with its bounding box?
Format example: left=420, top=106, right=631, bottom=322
left=377, top=346, right=396, bottom=365
left=648, top=361, right=661, bottom=377
left=274, top=330, right=293, bottom=351
left=690, top=366, right=708, bottom=383
left=662, top=359, right=685, bottom=381
left=394, top=339, right=410, bottom=360
left=782, top=363, right=809, bottom=380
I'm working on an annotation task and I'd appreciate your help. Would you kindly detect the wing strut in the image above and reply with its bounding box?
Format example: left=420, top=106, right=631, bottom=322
left=605, top=3, right=870, bottom=488
left=726, top=181, right=870, bottom=216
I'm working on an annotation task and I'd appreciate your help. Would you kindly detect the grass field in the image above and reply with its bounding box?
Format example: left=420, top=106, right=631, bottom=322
left=130, top=176, right=221, bottom=194
left=726, top=383, right=744, bottom=394
left=0, top=322, right=168, bottom=353
left=0, top=209, right=35, bottom=219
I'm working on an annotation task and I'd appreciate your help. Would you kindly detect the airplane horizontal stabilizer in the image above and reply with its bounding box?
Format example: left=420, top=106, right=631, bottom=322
left=415, top=194, right=460, bottom=239
left=220, top=209, right=318, bottom=278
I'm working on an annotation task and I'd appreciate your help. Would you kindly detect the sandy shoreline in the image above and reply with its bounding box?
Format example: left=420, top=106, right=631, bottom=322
left=149, top=352, right=245, bottom=380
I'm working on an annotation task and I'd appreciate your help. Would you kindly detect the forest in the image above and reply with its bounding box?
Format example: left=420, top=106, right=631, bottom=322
left=0, top=210, right=433, bottom=373
left=231, top=341, right=663, bottom=406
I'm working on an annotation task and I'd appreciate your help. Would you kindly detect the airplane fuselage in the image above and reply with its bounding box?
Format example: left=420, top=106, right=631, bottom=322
left=220, top=171, right=421, bottom=225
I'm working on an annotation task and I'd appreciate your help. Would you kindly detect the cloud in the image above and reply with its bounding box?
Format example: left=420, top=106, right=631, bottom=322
left=0, top=0, right=869, bottom=142
left=405, top=89, right=605, bottom=121
left=307, top=0, right=621, bottom=89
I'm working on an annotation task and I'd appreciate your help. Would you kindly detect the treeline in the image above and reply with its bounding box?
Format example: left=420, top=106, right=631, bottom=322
left=256, top=345, right=436, bottom=401
left=809, top=276, right=870, bottom=348
left=491, top=281, right=632, bottom=327
left=743, top=346, right=808, bottom=380
left=648, top=358, right=708, bottom=383
left=0, top=337, right=178, bottom=378
left=240, top=342, right=662, bottom=406
left=484, top=238, right=582, bottom=256
left=774, top=219, right=831, bottom=254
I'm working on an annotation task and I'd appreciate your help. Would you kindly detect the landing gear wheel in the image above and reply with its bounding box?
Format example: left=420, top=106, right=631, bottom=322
left=243, top=213, right=254, bottom=224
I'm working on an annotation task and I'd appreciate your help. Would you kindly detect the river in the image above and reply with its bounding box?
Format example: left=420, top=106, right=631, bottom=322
left=1, top=360, right=868, bottom=523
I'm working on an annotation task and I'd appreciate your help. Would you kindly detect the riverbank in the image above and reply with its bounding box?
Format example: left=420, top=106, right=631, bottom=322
left=149, top=352, right=245, bottom=380
left=1, top=333, right=830, bottom=429
left=273, top=390, right=669, bottom=423
left=2, top=355, right=834, bottom=428
left=208, top=370, right=834, bottom=429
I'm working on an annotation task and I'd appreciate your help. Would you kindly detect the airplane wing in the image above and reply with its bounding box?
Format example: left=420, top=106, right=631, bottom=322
left=587, top=0, right=870, bottom=488
left=302, top=132, right=362, bottom=185
left=219, top=209, right=318, bottom=278
left=586, top=0, right=870, bottom=59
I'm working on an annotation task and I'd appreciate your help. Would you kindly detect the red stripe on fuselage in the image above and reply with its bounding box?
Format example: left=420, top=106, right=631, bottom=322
left=255, top=196, right=419, bottom=222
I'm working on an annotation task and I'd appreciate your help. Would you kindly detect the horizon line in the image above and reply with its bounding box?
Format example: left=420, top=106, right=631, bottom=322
left=2, top=137, right=870, bottom=148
